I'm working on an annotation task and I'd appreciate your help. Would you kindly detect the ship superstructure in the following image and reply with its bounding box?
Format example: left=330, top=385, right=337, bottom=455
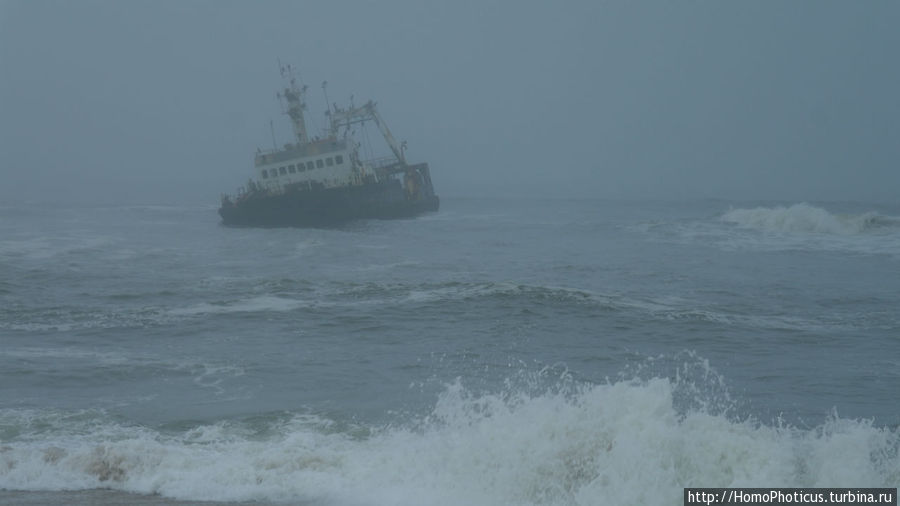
left=219, top=66, right=438, bottom=227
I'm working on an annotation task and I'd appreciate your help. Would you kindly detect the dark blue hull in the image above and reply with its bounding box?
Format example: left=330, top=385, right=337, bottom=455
left=219, top=178, right=439, bottom=228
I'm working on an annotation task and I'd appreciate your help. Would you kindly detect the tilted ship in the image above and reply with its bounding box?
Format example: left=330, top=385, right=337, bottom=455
left=219, top=68, right=438, bottom=227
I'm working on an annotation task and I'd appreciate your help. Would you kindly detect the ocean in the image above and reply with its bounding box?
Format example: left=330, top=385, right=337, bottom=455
left=1, top=198, right=898, bottom=505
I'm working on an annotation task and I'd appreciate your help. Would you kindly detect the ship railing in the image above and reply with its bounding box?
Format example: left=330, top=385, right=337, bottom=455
left=365, top=156, right=400, bottom=170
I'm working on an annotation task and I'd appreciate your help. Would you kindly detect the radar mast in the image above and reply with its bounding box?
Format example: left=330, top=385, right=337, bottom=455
left=278, top=64, right=309, bottom=145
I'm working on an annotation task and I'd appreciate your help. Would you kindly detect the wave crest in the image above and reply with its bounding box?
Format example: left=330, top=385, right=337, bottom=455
left=2, top=370, right=898, bottom=505
left=721, top=203, right=899, bottom=235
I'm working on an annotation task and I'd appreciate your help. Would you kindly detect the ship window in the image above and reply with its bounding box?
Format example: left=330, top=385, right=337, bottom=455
left=326, top=157, right=334, bottom=167
left=279, top=166, right=287, bottom=175
left=261, top=170, right=269, bottom=179
left=307, top=161, right=315, bottom=171
left=316, top=159, right=324, bottom=168
left=335, top=155, right=344, bottom=165
left=289, top=164, right=296, bottom=173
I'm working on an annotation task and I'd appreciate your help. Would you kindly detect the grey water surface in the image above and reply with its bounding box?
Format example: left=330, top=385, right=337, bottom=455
left=1, top=198, right=898, bottom=505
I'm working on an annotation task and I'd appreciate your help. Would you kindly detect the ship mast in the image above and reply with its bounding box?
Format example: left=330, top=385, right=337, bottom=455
left=278, top=64, right=309, bottom=145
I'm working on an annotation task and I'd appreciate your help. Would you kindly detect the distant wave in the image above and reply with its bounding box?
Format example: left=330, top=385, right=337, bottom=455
left=3, top=281, right=826, bottom=333
left=0, top=236, right=112, bottom=260
left=721, top=203, right=900, bottom=235
left=0, top=347, right=246, bottom=396
left=1, top=365, right=897, bottom=505
left=168, top=295, right=307, bottom=316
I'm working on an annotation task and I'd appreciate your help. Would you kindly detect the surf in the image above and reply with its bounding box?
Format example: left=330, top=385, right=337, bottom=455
left=2, top=371, right=897, bottom=506
left=721, top=203, right=898, bottom=235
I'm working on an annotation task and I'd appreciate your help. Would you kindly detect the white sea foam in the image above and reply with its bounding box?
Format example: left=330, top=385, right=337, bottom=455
left=168, top=295, right=308, bottom=316
left=721, top=203, right=897, bottom=235
left=1, top=378, right=897, bottom=505
left=0, top=347, right=132, bottom=365
left=337, top=282, right=819, bottom=332
left=5, top=283, right=607, bottom=332
left=639, top=203, right=900, bottom=256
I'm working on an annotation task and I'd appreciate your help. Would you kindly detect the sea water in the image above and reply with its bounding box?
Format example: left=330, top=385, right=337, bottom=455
left=1, top=198, right=898, bottom=505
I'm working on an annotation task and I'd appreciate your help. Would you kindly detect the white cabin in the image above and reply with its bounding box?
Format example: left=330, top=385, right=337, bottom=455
left=247, top=66, right=409, bottom=194
left=254, top=139, right=365, bottom=191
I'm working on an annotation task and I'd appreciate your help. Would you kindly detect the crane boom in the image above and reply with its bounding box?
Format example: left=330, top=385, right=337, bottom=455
left=329, top=100, right=406, bottom=165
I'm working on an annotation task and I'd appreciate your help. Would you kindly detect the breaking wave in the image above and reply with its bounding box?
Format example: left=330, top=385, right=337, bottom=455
left=1, top=370, right=898, bottom=505
left=721, top=203, right=900, bottom=235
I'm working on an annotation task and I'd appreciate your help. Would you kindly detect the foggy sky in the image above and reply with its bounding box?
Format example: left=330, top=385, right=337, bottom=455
left=1, top=0, right=898, bottom=205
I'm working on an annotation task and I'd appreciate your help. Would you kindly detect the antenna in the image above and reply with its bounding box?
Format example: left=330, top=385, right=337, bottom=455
left=322, top=81, right=333, bottom=118
left=270, top=120, right=277, bottom=151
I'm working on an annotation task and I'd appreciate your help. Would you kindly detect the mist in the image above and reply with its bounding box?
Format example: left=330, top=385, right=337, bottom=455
left=1, top=0, right=897, bottom=206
